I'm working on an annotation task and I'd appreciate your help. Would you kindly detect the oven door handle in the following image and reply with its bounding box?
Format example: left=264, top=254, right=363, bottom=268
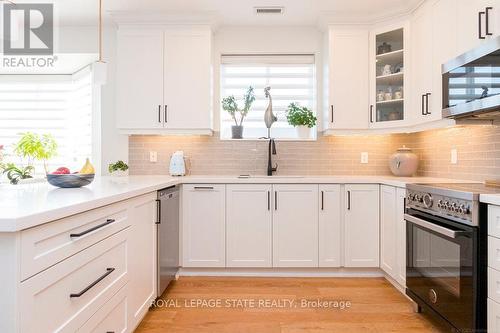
left=404, top=214, right=466, bottom=239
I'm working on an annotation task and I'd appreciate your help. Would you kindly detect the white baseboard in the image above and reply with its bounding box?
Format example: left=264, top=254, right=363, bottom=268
left=178, top=267, right=385, bottom=278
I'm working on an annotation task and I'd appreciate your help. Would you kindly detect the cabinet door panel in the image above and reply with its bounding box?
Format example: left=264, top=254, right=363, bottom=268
left=328, top=29, right=369, bottom=130
left=273, top=185, right=319, bottom=267
left=116, top=30, right=164, bottom=129
left=344, top=184, right=380, bottom=267
left=396, top=187, right=407, bottom=286
left=380, top=185, right=397, bottom=277
left=226, top=185, right=272, bottom=267
left=182, top=185, right=225, bottom=267
left=319, top=185, right=342, bottom=267
left=164, top=30, right=212, bottom=130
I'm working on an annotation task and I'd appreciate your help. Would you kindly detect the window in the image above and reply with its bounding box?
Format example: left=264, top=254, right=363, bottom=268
left=220, top=54, right=316, bottom=140
left=0, top=66, right=95, bottom=175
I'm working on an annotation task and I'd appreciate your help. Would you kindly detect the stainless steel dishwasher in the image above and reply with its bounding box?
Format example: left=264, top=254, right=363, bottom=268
left=156, top=186, right=180, bottom=297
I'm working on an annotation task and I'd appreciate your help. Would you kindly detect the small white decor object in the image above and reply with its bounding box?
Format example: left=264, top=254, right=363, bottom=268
left=389, top=146, right=419, bottom=177
left=169, top=151, right=186, bottom=176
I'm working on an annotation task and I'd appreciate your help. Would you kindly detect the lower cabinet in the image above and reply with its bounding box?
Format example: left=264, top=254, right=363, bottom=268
left=182, top=184, right=226, bottom=267
left=319, top=185, right=342, bottom=267
left=226, top=184, right=272, bottom=267
left=273, top=184, right=319, bottom=267
left=128, top=194, right=157, bottom=330
left=344, top=184, right=380, bottom=267
left=380, top=185, right=406, bottom=287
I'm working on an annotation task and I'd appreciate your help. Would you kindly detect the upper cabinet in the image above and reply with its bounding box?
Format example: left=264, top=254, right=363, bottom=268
left=324, top=28, right=369, bottom=131
left=457, top=0, right=500, bottom=55
left=116, top=26, right=213, bottom=135
left=369, top=23, right=409, bottom=129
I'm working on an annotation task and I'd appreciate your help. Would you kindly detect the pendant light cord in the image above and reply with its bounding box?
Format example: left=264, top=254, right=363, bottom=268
left=98, top=0, right=105, bottom=63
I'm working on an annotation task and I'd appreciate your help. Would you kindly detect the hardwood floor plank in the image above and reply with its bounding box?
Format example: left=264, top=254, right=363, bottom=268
left=135, top=277, right=448, bottom=333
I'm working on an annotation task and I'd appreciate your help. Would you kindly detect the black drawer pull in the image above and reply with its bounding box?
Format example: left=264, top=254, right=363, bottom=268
left=479, top=11, right=486, bottom=39
left=70, top=219, right=116, bottom=238
left=70, top=268, right=115, bottom=298
left=486, top=7, right=493, bottom=36
left=194, top=186, right=214, bottom=190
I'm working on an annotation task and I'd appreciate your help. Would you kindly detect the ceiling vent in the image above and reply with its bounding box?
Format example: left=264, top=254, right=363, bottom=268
left=254, top=6, right=284, bottom=15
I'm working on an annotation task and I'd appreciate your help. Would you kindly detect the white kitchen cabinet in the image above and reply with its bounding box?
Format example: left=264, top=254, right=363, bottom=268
left=319, top=185, right=342, bottom=267
left=182, top=184, right=226, bottom=267
left=324, top=28, right=369, bottom=131
left=116, top=26, right=213, bottom=134
left=128, top=193, right=157, bottom=330
left=344, top=184, right=380, bottom=267
left=430, top=0, right=459, bottom=123
left=457, top=0, right=500, bottom=55
left=396, top=187, right=407, bottom=286
left=116, top=29, right=164, bottom=130
left=273, top=184, right=319, bottom=267
left=369, top=22, right=410, bottom=129
left=411, top=3, right=434, bottom=125
left=226, top=184, right=272, bottom=268
left=380, top=185, right=406, bottom=286
left=380, top=185, right=397, bottom=277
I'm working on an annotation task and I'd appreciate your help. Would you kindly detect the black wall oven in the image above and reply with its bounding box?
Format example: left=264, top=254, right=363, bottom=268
left=405, top=208, right=486, bottom=332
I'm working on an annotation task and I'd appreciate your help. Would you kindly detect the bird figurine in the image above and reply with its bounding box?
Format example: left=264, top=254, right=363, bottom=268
left=263, top=86, right=277, bottom=137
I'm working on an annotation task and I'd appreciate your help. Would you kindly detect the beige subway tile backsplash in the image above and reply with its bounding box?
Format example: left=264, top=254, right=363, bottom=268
left=128, top=125, right=500, bottom=181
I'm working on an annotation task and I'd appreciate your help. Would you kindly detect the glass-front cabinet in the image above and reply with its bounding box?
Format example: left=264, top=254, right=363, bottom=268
left=370, top=24, right=409, bottom=128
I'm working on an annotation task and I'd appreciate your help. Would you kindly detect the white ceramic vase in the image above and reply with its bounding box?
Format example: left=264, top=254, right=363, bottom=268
left=389, top=146, right=419, bottom=177
left=296, top=126, right=311, bottom=139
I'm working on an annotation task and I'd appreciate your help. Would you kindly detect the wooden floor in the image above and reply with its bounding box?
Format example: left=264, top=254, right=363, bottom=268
left=135, top=277, right=450, bottom=333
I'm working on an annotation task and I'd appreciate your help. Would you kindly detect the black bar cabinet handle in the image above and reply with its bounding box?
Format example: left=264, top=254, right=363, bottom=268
left=158, top=105, right=162, bottom=123
left=486, top=7, right=493, bottom=36
left=479, top=11, right=486, bottom=39
left=369, top=105, right=374, bottom=123
left=155, top=199, right=161, bottom=225
left=425, top=93, right=431, bottom=115
left=274, top=191, right=277, bottom=211
left=267, top=191, right=270, bottom=211
left=330, top=105, right=334, bottom=123
left=347, top=191, right=351, bottom=210
left=421, top=94, right=425, bottom=115
left=194, top=186, right=214, bottom=190
left=70, top=219, right=116, bottom=238
left=164, top=105, right=168, bottom=123
left=321, top=191, right=324, bottom=210
left=70, top=268, right=115, bottom=298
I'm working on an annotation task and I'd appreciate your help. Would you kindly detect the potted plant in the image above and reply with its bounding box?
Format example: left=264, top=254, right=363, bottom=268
left=222, top=86, right=255, bottom=139
left=14, top=132, right=58, bottom=174
left=108, top=160, right=129, bottom=176
left=286, top=103, right=317, bottom=139
left=1, top=163, right=34, bottom=185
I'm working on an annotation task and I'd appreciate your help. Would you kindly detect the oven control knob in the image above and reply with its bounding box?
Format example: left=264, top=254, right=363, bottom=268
left=415, top=194, right=423, bottom=203
left=437, top=200, right=443, bottom=209
left=423, top=194, right=433, bottom=208
left=462, top=205, right=470, bottom=215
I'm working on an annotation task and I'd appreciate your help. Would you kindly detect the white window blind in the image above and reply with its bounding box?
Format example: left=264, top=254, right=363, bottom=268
left=0, top=66, right=94, bottom=175
left=220, top=54, right=316, bottom=139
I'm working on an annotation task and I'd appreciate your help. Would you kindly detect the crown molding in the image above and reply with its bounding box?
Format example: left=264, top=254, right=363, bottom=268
left=109, top=10, right=218, bottom=28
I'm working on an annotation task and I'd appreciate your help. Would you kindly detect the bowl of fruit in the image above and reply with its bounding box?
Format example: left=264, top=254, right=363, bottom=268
left=47, top=159, right=95, bottom=188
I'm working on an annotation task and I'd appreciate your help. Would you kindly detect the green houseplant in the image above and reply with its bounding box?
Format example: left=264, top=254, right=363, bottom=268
left=108, top=160, right=129, bottom=176
left=221, top=86, right=255, bottom=139
left=286, top=103, right=317, bottom=139
left=1, top=163, right=34, bottom=185
left=14, top=132, right=58, bottom=174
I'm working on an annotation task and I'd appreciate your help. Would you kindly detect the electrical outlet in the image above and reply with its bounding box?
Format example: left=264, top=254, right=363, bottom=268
left=361, top=152, right=369, bottom=164
left=451, top=149, right=458, bottom=164
left=149, top=151, right=158, bottom=163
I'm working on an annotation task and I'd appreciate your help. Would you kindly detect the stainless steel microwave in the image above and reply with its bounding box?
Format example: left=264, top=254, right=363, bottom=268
left=442, top=36, right=500, bottom=120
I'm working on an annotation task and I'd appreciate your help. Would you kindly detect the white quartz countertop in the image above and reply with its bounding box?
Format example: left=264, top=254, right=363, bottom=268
left=0, top=175, right=473, bottom=232
left=480, top=194, right=500, bottom=206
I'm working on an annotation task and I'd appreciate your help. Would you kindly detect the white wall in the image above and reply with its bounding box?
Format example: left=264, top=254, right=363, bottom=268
left=213, top=25, right=323, bottom=131
left=58, top=25, right=128, bottom=174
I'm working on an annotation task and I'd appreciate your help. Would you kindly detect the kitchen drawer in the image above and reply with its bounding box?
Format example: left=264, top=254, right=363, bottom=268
left=20, top=200, right=131, bottom=280
left=489, top=298, right=500, bottom=333
left=490, top=205, right=500, bottom=239
left=489, top=267, right=500, bottom=304
left=77, top=284, right=128, bottom=333
left=19, top=228, right=129, bottom=333
left=489, top=236, right=500, bottom=272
